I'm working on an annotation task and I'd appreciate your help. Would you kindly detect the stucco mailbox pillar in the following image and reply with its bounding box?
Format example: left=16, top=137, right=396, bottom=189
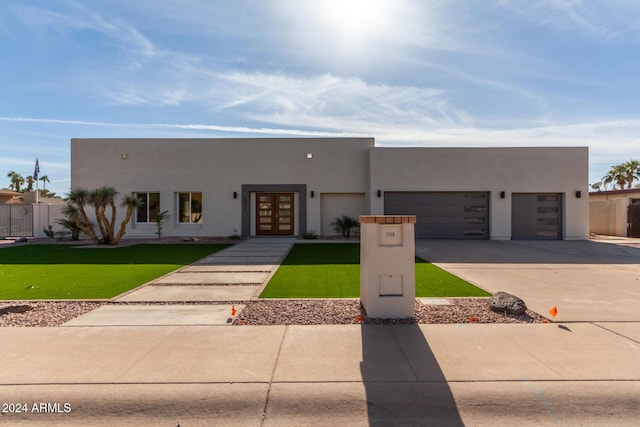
left=359, top=215, right=416, bottom=319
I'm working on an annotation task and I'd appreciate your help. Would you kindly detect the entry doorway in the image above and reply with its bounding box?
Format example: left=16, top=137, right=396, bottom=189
left=628, top=201, right=640, bottom=237
left=256, top=193, right=295, bottom=235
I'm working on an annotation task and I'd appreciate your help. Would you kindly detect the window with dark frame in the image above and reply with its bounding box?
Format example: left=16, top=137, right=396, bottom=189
left=134, top=192, right=160, bottom=223
left=178, top=192, right=203, bottom=223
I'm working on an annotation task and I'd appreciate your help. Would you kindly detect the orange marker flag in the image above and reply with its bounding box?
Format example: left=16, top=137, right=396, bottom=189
left=231, top=306, right=237, bottom=316
left=549, top=306, right=558, bottom=317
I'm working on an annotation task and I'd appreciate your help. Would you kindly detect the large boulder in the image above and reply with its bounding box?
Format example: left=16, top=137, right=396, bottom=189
left=488, top=292, right=527, bottom=315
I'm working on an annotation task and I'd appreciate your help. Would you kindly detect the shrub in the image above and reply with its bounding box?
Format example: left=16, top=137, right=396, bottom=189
left=301, top=230, right=319, bottom=239
left=331, top=215, right=360, bottom=237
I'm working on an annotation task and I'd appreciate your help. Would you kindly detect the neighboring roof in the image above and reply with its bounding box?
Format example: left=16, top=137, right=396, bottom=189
left=590, top=188, right=640, bottom=196
left=0, top=189, right=22, bottom=196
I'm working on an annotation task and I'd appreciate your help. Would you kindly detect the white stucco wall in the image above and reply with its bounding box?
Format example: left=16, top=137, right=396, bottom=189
left=369, top=147, right=589, bottom=240
left=70, top=139, right=589, bottom=240
left=71, top=138, right=373, bottom=237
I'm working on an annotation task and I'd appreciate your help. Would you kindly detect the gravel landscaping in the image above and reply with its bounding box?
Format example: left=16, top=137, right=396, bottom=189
left=1, top=299, right=546, bottom=327
left=0, top=302, right=105, bottom=327
left=235, top=299, right=546, bottom=325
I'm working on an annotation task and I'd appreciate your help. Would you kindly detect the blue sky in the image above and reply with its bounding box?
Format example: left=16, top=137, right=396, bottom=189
left=2, top=0, right=640, bottom=196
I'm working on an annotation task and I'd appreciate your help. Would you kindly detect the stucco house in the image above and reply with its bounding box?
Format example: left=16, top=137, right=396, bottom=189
left=70, top=138, right=589, bottom=240
left=0, top=189, right=24, bottom=204
left=589, top=189, right=640, bottom=237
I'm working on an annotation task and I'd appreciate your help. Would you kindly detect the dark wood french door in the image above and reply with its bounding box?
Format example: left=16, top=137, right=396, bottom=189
left=256, top=193, right=294, bottom=235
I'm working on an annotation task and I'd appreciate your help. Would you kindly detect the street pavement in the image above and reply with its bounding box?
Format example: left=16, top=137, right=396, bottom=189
left=0, top=237, right=638, bottom=426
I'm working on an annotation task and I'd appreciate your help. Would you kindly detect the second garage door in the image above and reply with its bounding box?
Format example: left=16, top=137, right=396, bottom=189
left=512, top=193, right=562, bottom=240
left=384, top=192, right=489, bottom=239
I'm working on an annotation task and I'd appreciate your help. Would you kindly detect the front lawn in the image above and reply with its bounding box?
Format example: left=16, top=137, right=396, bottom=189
left=259, top=243, right=489, bottom=298
left=0, top=243, right=229, bottom=300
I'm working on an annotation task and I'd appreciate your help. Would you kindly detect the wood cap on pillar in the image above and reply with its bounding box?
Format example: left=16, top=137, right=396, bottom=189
left=359, top=215, right=417, bottom=224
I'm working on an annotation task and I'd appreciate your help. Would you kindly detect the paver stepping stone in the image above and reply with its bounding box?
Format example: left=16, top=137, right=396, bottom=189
left=153, top=272, right=268, bottom=284
left=182, top=265, right=275, bottom=272
left=116, top=285, right=260, bottom=302
left=193, top=256, right=284, bottom=265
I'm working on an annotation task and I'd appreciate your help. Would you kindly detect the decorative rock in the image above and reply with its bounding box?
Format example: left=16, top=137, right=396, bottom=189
left=488, top=292, right=527, bottom=315
left=0, top=304, right=33, bottom=315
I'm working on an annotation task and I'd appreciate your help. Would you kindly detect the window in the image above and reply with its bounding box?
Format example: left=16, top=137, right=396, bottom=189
left=178, top=192, right=203, bottom=223
left=135, top=192, right=160, bottom=223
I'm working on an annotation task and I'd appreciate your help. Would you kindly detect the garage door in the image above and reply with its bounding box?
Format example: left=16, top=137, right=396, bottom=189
left=512, top=193, right=562, bottom=240
left=384, top=192, right=489, bottom=239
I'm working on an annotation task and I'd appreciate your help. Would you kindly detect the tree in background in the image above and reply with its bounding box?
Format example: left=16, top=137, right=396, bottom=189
left=602, top=164, right=628, bottom=190
left=621, top=160, right=640, bottom=189
left=6, top=171, right=25, bottom=192
left=601, top=160, right=640, bottom=190
left=39, top=175, right=49, bottom=190
left=25, top=175, right=34, bottom=192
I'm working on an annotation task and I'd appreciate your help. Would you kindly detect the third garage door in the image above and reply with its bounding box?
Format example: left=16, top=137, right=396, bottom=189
left=384, top=192, right=489, bottom=239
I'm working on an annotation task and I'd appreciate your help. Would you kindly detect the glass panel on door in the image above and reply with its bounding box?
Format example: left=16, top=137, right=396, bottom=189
left=256, top=192, right=294, bottom=235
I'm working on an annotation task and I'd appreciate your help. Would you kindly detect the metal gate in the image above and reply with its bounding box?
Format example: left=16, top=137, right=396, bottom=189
left=628, top=203, right=640, bottom=237
left=0, top=204, right=33, bottom=238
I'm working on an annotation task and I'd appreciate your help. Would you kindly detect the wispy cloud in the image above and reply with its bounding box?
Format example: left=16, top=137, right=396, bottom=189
left=3, top=113, right=638, bottom=187
left=0, top=116, right=364, bottom=137
left=12, top=1, right=157, bottom=58
left=499, top=0, right=640, bottom=43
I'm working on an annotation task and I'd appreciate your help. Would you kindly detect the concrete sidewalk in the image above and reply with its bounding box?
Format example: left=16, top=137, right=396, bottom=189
left=0, top=323, right=638, bottom=426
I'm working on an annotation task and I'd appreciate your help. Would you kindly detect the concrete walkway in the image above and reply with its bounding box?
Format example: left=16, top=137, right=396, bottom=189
left=64, top=238, right=295, bottom=327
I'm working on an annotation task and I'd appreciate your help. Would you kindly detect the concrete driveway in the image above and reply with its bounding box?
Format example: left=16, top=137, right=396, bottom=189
left=416, top=239, right=640, bottom=322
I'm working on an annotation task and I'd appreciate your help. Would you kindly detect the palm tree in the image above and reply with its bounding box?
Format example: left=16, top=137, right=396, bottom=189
left=66, top=188, right=100, bottom=244
left=66, top=186, right=141, bottom=245
left=6, top=171, right=25, bottom=192
left=89, top=186, right=119, bottom=244
left=39, top=175, right=50, bottom=190
left=332, top=215, right=360, bottom=237
left=25, top=176, right=34, bottom=192
left=622, top=160, right=640, bottom=189
left=602, top=164, right=627, bottom=190
left=113, top=195, right=143, bottom=244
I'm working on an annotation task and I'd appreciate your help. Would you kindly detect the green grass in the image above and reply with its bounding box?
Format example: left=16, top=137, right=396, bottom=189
left=0, top=243, right=229, bottom=300
left=260, top=243, right=490, bottom=298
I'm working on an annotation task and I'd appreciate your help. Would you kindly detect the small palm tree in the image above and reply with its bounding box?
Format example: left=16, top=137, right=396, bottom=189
left=332, top=215, right=360, bottom=237
left=90, top=186, right=119, bottom=244
left=66, top=188, right=100, bottom=244
left=113, top=195, right=143, bottom=244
